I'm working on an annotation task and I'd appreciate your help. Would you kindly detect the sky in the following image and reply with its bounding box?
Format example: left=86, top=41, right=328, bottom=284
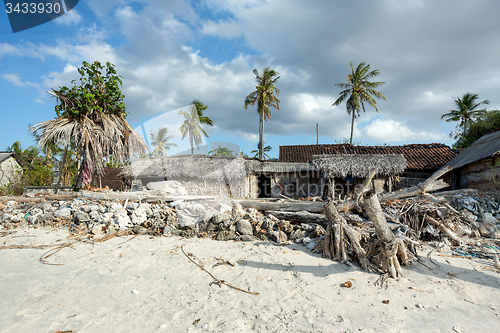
left=1, top=0, right=500, bottom=159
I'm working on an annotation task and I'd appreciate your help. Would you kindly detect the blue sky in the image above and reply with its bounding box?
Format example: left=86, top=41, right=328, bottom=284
left=2, top=0, right=500, bottom=159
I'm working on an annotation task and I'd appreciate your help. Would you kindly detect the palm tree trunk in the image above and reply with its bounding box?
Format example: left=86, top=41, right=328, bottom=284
left=259, top=113, right=264, bottom=160
left=54, top=143, right=68, bottom=194
left=74, top=159, right=85, bottom=190
left=73, top=151, right=87, bottom=190
left=190, top=133, right=194, bottom=154
left=349, top=111, right=355, bottom=145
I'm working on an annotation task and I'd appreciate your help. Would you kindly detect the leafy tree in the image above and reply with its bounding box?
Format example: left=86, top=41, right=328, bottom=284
left=239, top=151, right=249, bottom=158
left=31, top=61, right=147, bottom=189
left=0, top=141, right=54, bottom=195
left=250, top=142, right=272, bottom=159
left=179, top=104, right=209, bottom=154
left=441, top=92, right=489, bottom=142
left=30, top=125, right=80, bottom=188
left=150, top=127, right=178, bottom=157
left=454, top=109, right=500, bottom=148
left=244, top=67, right=280, bottom=160
left=60, top=143, right=78, bottom=186
left=192, top=100, right=213, bottom=127
left=333, top=62, right=386, bottom=145
left=209, top=145, right=235, bottom=157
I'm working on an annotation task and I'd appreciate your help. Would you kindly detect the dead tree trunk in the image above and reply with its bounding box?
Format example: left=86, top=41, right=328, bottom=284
left=363, top=189, right=409, bottom=278
left=323, top=166, right=453, bottom=278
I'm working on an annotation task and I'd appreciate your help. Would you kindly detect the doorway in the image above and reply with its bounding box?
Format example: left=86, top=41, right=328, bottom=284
left=257, top=174, right=272, bottom=198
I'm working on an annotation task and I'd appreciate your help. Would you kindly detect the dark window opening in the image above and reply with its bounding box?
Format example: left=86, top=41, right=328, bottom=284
left=258, top=174, right=272, bottom=198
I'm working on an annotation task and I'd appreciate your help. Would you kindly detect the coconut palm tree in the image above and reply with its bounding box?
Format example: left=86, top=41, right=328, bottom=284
left=244, top=67, right=280, bottom=160
left=179, top=105, right=209, bottom=154
left=192, top=100, right=213, bottom=127
left=441, top=92, right=489, bottom=139
left=250, top=142, right=272, bottom=159
left=31, top=61, right=148, bottom=189
left=150, top=127, right=178, bottom=157
left=209, top=145, right=235, bottom=157
left=333, top=62, right=386, bottom=145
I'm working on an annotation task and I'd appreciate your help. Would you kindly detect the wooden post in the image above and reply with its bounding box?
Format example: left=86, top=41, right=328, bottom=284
left=328, top=176, right=335, bottom=200
left=316, top=123, right=319, bottom=144
left=307, top=176, right=310, bottom=197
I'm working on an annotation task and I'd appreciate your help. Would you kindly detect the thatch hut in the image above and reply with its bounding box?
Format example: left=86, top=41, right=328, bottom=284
left=120, top=155, right=318, bottom=198
left=120, top=153, right=407, bottom=199
left=120, top=155, right=248, bottom=197
left=312, top=154, right=407, bottom=198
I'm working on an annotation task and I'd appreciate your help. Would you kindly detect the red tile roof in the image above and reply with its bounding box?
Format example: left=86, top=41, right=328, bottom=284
left=279, top=143, right=458, bottom=171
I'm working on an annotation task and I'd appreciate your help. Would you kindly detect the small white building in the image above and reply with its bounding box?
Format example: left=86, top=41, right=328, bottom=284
left=0, top=152, right=21, bottom=188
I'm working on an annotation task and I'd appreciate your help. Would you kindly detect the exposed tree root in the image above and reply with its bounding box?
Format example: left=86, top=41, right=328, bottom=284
left=324, top=205, right=372, bottom=271
left=322, top=166, right=453, bottom=278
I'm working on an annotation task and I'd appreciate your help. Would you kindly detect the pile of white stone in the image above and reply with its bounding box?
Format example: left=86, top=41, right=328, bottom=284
left=0, top=198, right=325, bottom=245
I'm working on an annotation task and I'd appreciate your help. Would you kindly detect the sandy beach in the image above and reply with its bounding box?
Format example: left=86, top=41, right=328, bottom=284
left=1, top=226, right=499, bottom=333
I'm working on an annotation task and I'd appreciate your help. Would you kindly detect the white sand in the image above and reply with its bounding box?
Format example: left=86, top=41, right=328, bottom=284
left=1, top=227, right=499, bottom=333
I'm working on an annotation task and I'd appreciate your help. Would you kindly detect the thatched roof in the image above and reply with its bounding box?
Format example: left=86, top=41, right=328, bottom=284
left=245, top=160, right=316, bottom=173
left=312, top=154, right=407, bottom=178
left=121, top=155, right=319, bottom=181
left=120, top=155, right=247, bottom=181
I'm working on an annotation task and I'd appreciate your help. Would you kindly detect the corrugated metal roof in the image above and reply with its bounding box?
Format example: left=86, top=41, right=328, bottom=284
left=446, top=130, right=500, bottom=169
left=0, top=152, right=14, bottom=164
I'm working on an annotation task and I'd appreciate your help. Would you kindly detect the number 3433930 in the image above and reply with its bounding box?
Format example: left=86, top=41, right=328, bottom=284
left=5, top=2, right=62, bottom=14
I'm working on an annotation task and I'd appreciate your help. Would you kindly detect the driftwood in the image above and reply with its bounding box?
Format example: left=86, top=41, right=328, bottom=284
left=238, top=200, right=324, bottom=213
left=323, top=166, right=455, bottom=278
left=266, top=211, right=328, bottom=226
left=79, top=190, right=215, bottom=203
left=362, top=189, right=409, bottom=278
left=425, top=215, right=463, bottom=246
left=0, top=193, right=78, bottom=203
left=431, top=189, right=478, bottom=196
left=181, top=245, right=259, bottom=296
left=494, top=255, right=500, bottom=270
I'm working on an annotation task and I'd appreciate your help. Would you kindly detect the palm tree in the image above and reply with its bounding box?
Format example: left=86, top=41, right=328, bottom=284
left=192, top=100, right=213, bottom=127
left=209, top=145, right=235, bottom=157
left=31, top=61, right=148, bottom=189
left=441, top=92, right=489, bottom=139
left=244, top=67, right=280, bottom=160
left=179, top=105, right=209, bottom=154
left=150, top=127, right=178, bottom=157
left=250, top=142, right=272, bottom=159
left=332, top=62, right=386, bottom=145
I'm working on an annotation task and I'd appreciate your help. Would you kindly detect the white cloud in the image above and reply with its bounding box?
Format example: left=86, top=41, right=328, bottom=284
left=55, top=9, right=82, bottom=25
left=63, top=63, right=78, bottom=73
left=201, top=19, right=244, bottom=38
left=2, top=73, right=40, bottom=89
left=290, top=93, right=334, bottom=116
left=363, top=119, right=447, bottom=143
left=0, top=43, right=21, bottom=58
left=4, top=0, right=500, bottom=150
left=236, top=131, right=258, bottom=142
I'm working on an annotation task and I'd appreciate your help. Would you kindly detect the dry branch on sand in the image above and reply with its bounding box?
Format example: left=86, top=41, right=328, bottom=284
left=321, top=166, right=472, bottom=278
